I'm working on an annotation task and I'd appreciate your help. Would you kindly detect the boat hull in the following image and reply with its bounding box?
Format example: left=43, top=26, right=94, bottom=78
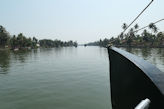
left=107, top=47, right=164, bottom=109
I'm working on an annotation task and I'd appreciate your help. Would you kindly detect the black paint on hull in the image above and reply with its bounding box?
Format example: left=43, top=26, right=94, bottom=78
left=107, top=47, right=164, bottom=109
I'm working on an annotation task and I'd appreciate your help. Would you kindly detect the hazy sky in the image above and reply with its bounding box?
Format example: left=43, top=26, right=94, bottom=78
left=0, top=0, right=164, bottom=43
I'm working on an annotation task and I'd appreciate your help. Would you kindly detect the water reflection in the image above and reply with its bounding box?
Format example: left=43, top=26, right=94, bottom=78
left=12, top=50, right=32, bottom=63
left=157, top=48, right=164, bottom=57
left=157, top=49, right=164, bottom=65
left=0, top=50, right=34, bottom=74
left=0, top=47, right=164, bottom=75
left=0, top=50, right=10, bottom=74
left=121, top=47, right=164, bottom=72
left=141, top=48, right=152, bottom=59
left=125, top=47, right=132, bottom=53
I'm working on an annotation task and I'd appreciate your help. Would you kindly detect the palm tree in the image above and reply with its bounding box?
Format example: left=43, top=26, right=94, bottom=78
left=33, top=37, right=38, bottom=43
left=120, top=23, right=128, bottom=39
left=129, top=28, right=135, bottom=38
left=142, top=29, right=152, bottom=42
left=10, top=35, right=17, bottom=49
left=134, top=24, right=139, bottom=30
left=0, top=26, right=10, bottom=47
left=119, top=32, right=124, bottom=39
left=122, top=23, right=127, bottom=30
left=32, top=37, right=38, bottom=48
left=149, top=23, right=158, bottom=33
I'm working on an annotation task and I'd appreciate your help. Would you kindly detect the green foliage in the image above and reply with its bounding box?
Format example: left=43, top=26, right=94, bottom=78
left=86, top=23, right=164, bottom=48
left=39, top=39, right=78, bottom=48
left=149, top=23, right=158, bottom=33
left=122, top=23, right=127, bottom=30
left=0, top=25, right=78, bottom=50
left=0, top=25, right=10, bottom=47
left=134, top=24, right=139, bottom=29
left=9, top=33, right=36, bottom=49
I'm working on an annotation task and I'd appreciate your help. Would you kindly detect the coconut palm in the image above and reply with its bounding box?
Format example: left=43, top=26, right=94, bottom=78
left=120, top=23, right=128, bottom=39
left=119, top=32, right=124, bottom=39
left=0, top=26, right=10, bottom=47
left=122, top=23, right=127, bottom=30
left=129, top=28, right=135, bottom=38
left=134, top=24, right=139, bottom=30
left=149, top=23, right=158, bottom=33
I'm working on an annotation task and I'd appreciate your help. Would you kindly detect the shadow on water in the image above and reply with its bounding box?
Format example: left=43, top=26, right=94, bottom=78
left=11, top=50, right=32, bottom=63
left=125, top=47, right=132, bottom=53
left=156, top=48, right=164, bottom=66
left=141, top=48, right=152, bottom=59
left=121, top=47, right=164, bottom=72
left=0, top=50, right=10, bottom=74
left=157, top=48, right=164, bottom=57
left=123, top=47, right=152, bottom=59
left=0, top=50, right=33, bottom=74
left=0, top=48, right=77, bottom=75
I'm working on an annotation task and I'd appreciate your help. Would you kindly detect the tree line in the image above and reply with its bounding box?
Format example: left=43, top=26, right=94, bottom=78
left=0, top=25, right=78, bottom=50
left=39, top=39, right=77, bottom=48
left=86, top=22, right=164, bottom=48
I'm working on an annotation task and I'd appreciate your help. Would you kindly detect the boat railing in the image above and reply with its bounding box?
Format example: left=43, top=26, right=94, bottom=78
left=135, top=98, right=151, bottom=109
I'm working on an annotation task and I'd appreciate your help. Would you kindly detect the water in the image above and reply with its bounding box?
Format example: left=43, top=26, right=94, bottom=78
left=0, top=47, right=111, bottom=109
left=1, top=47, right=164, bottom=109
left=121, top=47, right=164, bottom=72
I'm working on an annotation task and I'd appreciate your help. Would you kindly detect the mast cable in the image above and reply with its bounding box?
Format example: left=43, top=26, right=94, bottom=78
left=134, top=18, right=164, bottom=33
left=122, top=0, right=154, bottom=34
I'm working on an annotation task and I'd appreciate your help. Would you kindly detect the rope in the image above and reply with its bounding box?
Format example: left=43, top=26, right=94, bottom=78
left=134, top=19, right=164, bottom=33
left=122, top=0, right=154, bottom=34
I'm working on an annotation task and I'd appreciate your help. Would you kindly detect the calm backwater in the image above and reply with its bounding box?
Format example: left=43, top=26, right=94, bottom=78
left=0, top=46, right=164, bottom=109
left=0, top=46, right=111, bottom=109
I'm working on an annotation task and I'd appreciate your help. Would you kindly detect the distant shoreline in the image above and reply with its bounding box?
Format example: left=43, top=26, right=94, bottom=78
left=114, top=45, right=164, bottom=48
left=84, top=45, right=164, bottom=48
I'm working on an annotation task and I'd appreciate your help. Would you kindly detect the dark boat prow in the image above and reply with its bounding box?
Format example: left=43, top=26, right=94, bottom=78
left=107, top=46, right=164, bottom=109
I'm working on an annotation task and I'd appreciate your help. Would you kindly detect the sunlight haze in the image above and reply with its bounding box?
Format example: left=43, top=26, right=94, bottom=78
left=0, top=0, right=164, bottom=43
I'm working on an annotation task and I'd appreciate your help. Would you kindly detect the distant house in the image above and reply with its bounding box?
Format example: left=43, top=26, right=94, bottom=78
left=36, top=43, right=40, bottom=47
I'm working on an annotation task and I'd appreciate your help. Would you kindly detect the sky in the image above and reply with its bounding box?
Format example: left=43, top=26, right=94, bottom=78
left=0, top=0, right=164, bottom=44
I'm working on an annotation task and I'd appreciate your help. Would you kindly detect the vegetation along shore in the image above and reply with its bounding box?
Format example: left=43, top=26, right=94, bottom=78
left=0, top=25, right=78, bottom=51
left=87, top=21, right=164, bottom=48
